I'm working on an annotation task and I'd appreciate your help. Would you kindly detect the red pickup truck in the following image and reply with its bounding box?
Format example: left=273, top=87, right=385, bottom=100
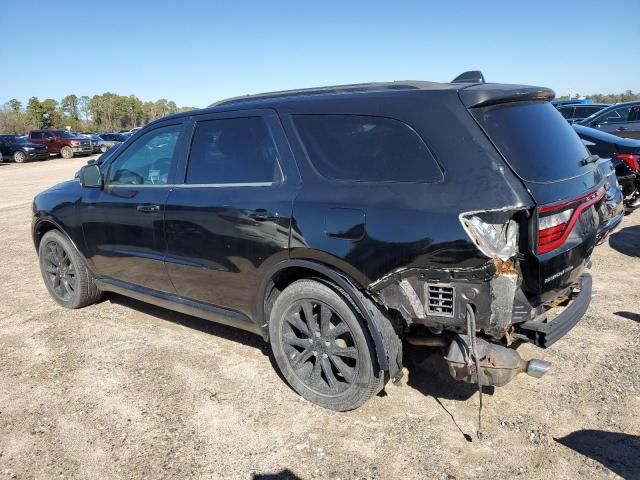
left=28, top=130, right=93, bottom=158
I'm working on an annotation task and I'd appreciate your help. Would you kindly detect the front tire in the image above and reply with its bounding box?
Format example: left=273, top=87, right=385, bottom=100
left=60, top=146, right=74, bottom=159
left=13, top=150, right=27, bottom=163
left=269, top=279, right=381, bottom=411
left=38, top=230, right=102, bottom=309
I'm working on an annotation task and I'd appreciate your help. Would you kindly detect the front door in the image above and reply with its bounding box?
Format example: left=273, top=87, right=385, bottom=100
left=597, top=105, right=640, bottom=139
left=164, top=111, right=299, bottom=319
left=81, top=122, right=187, bottom=293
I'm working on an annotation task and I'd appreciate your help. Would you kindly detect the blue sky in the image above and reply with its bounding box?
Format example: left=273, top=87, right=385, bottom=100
left=1, top=0, right=639, bottom=108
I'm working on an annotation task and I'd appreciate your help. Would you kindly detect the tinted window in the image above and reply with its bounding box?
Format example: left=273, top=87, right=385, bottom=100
left=293, top=114, right=442, bottom=183
left=186, top=117, right=282, bottom=185
left=602, top=106, right=632, bottom=123
left=558, top=106, right=574, bottom=119
left=574, top=106, right=601, bottom=119
left=107, top=124, right=180, bottom=185
left=473, top=101, right=592, bottom=183
left=31, top=132, right=42, bottom=139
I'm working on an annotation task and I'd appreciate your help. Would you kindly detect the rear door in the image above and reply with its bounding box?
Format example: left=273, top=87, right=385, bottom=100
left=164, top=109, right=299, bottom=319
left=472, top=101, right=605, bottom=299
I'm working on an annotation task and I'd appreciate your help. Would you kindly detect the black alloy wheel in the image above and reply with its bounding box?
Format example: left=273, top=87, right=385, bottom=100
left=269, top=279, right=382, bottom=411
left=282, top=299, right=358, bottom=395
left=42, top=239, right=78, bottom=301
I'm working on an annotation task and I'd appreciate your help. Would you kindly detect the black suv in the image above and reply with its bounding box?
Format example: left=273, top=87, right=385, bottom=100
left=0, top=134, right=49, bottom=163
left=578, top=100, right=640, bottom=139
left=33, top=73, right=608, bottom=411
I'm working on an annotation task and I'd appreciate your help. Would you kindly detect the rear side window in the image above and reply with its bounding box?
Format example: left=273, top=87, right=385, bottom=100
left=557, top=106, right=574, bottom=119
left=186, top=117, right=282, bottom=185
left=293, top=114, right=442, bottom=183
left=473, top=101, right=591, bottom=183
left=31, top=132, right=42, bottom=139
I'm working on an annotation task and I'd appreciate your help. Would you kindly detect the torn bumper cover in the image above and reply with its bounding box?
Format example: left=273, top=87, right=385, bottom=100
left=369, top=265, right=592, bottom=348
left=369, top=261, right=522, bottom=340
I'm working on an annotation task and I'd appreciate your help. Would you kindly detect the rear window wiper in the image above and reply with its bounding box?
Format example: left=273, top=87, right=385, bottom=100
left=578, top=154, right=599, bottom=167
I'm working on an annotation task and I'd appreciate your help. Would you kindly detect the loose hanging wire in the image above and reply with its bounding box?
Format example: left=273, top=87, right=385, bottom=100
left=466, top=304, right=483, bottom=439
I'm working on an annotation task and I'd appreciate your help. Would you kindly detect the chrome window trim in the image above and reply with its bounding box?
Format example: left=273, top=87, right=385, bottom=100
left=107, top=182, right=275, bottom=189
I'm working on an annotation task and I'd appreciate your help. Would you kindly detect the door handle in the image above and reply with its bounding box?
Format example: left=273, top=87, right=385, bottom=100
left=247, top=209, right=279, bottom=221
left=617, top=126, right=627, bottom=132
left=137, top=203, right=160, bottom=213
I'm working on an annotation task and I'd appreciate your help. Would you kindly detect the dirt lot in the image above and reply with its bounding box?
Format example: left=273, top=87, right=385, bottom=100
left=0, top=156, right=639, bottom=479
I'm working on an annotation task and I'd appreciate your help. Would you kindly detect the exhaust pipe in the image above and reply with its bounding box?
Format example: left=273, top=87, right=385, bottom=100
left=445, top=334, right=551, bottom=387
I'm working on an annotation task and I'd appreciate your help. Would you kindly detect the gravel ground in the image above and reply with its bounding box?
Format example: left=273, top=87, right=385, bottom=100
left=0, top=156, right=638, bottom=479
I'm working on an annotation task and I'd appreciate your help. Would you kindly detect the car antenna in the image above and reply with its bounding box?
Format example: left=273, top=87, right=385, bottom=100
left=451, top=70, right=486, bottom=84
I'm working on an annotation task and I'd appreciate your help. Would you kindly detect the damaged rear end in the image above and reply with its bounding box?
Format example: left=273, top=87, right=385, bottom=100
left=370, top=86, right=606, bottom=388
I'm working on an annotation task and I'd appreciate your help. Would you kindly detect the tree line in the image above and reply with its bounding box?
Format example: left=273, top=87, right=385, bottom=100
left=0, top=93, right=195, bottom=134
left=555, top=90, right=640, bottom=103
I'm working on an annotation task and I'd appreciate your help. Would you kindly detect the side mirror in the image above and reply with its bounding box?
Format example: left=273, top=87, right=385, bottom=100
left=79, top=164, right=103, bottom=188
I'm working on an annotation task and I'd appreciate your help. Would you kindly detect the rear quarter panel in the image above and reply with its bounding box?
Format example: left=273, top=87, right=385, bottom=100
left=277, top=90, right=533, bottom=286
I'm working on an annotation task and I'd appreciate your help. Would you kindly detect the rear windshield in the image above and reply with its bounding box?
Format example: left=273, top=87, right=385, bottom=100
left=473, top=101, right=592, bottom=183
left=293, top=114, right=443, bottom=183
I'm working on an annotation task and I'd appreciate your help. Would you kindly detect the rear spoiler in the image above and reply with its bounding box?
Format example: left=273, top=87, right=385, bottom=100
left=459, top=83, right=555, bottom=108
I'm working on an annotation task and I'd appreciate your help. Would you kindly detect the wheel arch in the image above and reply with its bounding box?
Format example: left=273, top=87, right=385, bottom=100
left=258, top=259, right=399, bottom=376
left=32, top=217, right=81, bottom=255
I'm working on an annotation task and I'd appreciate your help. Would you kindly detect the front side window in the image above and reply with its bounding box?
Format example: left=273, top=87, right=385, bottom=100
left=293, top=114, right=442, bottom=183
left=601, top=106, right=632, bottom=123
left=186, top=117, right=282, bottom=185
left=31, top=132, right=42, bottom=139
left=107, top=124, right=180, bottom=185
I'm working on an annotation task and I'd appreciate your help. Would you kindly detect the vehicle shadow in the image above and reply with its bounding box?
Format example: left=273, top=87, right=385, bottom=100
left=403, top=344, right=485, bottom=443
left=105, top=293, right=292, bottom=386
left=555, top=430, right=640, bottom=478
left=252, top=470, right=302, bottom=480
left=608, top=224, right=640, bottom=257
left=404, top=345, right=479, bottom=401
left=614, top=311, right=640, bottom=322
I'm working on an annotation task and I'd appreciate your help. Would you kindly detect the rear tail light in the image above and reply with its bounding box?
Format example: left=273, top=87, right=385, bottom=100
left=615, top=153, right=640, bottom=172
left=537, top=188, right=605, bottom=254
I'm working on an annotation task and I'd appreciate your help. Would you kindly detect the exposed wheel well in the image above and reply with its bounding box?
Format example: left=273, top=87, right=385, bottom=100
left=260, top=261, right=402, bottom=380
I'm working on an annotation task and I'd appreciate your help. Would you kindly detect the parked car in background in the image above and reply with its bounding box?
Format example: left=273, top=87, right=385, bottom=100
left=95, top=133, right=128, bottom=152
left=578, top=101, right=640, bottom=139
left=28, top=130, right=93, bottom=158
left=34, top=73, right=609, bottom=411
left=0, top=134, right=49, bottom=163
left=555, top=103, right=608, bottom=124
left=574, top=124, right=640, bottom=212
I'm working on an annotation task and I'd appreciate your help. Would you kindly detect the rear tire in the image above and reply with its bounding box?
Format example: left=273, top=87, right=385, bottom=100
left=60, top=146, right=74, bottom=159
left=38, top=230, right=102, bottom=309
left=269, top=279, right=381, bottom=411
left=13, top=150, right=27, bottom=163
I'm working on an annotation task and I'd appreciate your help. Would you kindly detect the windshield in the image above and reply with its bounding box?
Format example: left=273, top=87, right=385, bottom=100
left=473, top=101, right=593, bottom=183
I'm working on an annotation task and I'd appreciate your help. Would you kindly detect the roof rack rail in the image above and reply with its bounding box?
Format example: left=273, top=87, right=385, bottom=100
left=451, top=70, right=485, bottom=84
